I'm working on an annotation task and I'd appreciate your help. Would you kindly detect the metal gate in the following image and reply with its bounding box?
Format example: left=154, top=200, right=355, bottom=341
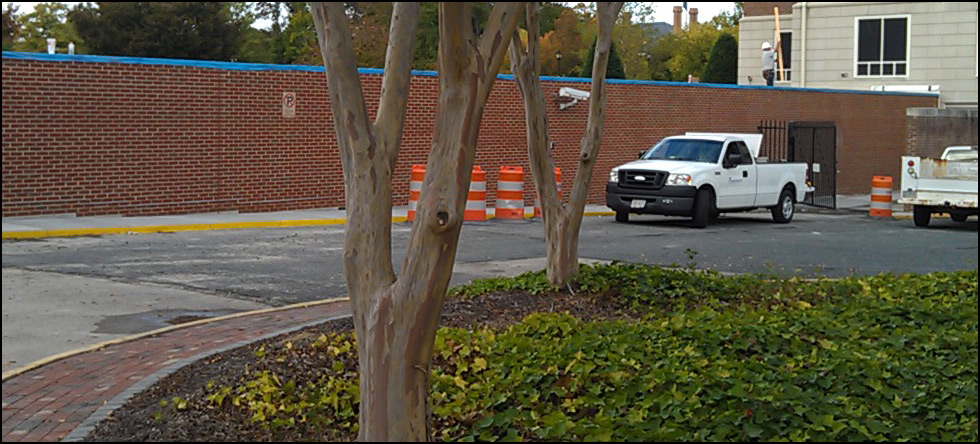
left=757, top=120, right=789, bottom=162
left=789, top=122, right=837, bottom=208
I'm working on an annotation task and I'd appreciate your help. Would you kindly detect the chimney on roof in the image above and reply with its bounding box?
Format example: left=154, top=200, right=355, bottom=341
left=673, top=6, right=683, bottom=34
left=689, top=8, right=699, bottom=27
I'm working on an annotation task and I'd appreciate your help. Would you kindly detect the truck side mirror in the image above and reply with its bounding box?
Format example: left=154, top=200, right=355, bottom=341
left=724, top=153, right=741, bottom=168
left=638, top=150, right=647, bottom=159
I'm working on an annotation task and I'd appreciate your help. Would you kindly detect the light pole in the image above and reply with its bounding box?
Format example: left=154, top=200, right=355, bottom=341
left=555, top=50, right=563, bottom=76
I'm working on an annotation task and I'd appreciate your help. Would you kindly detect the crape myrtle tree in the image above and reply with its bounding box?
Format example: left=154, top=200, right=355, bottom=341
left=509, top=1, right=624, bottom=287
left=310, top=1, right=524, bottom=441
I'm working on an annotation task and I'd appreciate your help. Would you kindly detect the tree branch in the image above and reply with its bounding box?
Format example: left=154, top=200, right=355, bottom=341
left=374, top=2, right=420, bottom=169
left=476, top=2, right=524, bottom=98
left=524, top=2, right=541, bottom=67
left=311, top=2, right=371, bottom=168
left=438, top=2, right=474, bottom=86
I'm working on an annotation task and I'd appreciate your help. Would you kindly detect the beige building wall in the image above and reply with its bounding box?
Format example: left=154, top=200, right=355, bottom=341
left=739, top=2, right=978, bottom=108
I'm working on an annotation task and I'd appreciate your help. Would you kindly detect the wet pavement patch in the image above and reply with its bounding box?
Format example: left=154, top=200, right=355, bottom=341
left=94, top=309, right=243, bottom=335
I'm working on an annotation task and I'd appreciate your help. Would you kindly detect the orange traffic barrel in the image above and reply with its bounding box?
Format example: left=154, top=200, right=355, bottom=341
left=534, top=167, right=562, bottom=218
left=464, top=166, right=487, bottom=222
left=870, top=176, right=893, bottom=218
left=407, top=164, right=425, bottom=222
left=496, top=166, right=524, bottom=220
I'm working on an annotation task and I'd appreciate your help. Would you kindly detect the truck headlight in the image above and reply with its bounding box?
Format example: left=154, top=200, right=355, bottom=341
left=666, top=174, right=692, bottom=186
left=609, top=169, right=619, bottom=183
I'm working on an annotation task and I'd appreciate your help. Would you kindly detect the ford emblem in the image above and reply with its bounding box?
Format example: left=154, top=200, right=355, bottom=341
left=635, top=175, right=646, bottom=181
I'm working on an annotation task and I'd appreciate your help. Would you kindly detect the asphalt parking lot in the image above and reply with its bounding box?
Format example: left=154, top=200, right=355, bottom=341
left=4, top=209, right=977, bottom=303
left=3, top=209, right=977, bottom=370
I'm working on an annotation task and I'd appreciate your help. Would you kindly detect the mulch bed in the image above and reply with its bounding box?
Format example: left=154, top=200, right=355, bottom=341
left=86, top=290, right=628, bottom=442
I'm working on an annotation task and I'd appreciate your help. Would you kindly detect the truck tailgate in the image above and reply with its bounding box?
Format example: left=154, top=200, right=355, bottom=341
left=900, top=157, right=979, bottom=208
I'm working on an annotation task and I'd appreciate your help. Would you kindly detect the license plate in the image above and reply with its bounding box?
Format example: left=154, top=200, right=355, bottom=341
left=630, top=199, right=646, bottom=209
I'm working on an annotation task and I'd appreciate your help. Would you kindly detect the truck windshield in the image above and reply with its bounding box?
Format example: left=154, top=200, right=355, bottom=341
left=641, top=139, right=723, bottom=163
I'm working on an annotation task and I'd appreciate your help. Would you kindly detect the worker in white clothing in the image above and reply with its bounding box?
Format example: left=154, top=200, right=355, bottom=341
left=761, top=42, right=777, bottom=87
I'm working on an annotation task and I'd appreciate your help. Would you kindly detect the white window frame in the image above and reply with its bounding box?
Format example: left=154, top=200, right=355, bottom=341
left=775, top=31, right=792, bottom=83
left=853, top=14, right=911, bottom=78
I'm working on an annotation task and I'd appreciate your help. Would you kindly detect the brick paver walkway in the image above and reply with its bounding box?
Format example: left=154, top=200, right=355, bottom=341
left=1, top=300, right=351, bottom=442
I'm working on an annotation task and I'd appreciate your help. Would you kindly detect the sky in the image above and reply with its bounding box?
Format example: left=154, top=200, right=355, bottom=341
left=5, top=2, right=737, bottom=30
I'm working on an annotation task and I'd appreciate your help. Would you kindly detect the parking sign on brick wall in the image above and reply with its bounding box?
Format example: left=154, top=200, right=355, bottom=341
left=282, top=92, right=296, bottom=118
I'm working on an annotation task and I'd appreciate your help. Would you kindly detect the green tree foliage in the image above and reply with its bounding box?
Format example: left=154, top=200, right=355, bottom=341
left=576, top=6, right=655, bottom=80
left=648, top=14, right=739, bottom=82
left=536, top=2, right=566, bottom=35
left=2, top=3, right=19, bottom=50
left=538, top=8, right=582, bottom=76
left=612, top=11, right=655, bottom=80
left=580, top=38, right=625, bottom=79
left=702, top=32, right=738, bottom=84
left=12, top=2, right=84, bottom=53
left=243, top=2, right=307, bottom=64
left=69, top=2, right=246, bottom=61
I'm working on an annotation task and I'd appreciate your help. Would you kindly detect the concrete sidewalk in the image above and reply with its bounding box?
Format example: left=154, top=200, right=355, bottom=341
left=2, top=299, right=352, bottom=442
left=1, top=196, right=905, bottom=239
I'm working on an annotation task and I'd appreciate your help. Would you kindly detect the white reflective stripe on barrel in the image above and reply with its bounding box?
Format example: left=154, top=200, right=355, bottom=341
left=496, top=199, right=523, bottom=209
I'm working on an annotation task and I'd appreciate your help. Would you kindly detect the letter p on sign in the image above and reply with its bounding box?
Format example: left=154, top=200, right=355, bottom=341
left=282, top=92, right=296, bottom=118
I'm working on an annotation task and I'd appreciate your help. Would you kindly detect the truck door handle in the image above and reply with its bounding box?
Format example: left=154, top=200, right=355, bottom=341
left=743, top=171, right=748, bottom=178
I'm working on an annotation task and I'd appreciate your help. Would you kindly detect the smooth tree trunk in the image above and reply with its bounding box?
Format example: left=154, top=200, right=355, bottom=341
left=509, top=2, right=624, bottom=287
left=312, top=2, right=524, bottom=441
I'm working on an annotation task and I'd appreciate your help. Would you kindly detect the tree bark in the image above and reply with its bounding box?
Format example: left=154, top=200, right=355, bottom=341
left=313, top=2, right=523, bottom=441
left=510, top=2, right=623, bottom=287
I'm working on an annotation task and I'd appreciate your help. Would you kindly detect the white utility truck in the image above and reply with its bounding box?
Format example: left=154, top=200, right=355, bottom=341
left=898, top=145, right=978, bottom=227
left=606, top=133, right=813, bottom=228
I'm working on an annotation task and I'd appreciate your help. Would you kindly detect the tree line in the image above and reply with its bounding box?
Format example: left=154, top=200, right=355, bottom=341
left=2, top=2, right=741, bottom=83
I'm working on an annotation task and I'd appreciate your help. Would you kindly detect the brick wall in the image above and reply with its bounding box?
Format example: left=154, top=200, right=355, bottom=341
left=906, top=108, right=978, bottom=159
left=743, top=2, right=796, bottom=17
left=2, top=54, right=936, bottom=217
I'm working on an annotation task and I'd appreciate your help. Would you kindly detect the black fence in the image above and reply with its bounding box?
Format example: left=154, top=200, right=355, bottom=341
left=756, top=119, right=837, bottom=209
left=757, top=120, right=789, bottom=162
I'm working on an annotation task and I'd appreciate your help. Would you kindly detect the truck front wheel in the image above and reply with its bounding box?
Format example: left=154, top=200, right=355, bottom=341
left=615, top=211, right=629, bottom=223
left=692, top=188, right=714, bottom=228
left=913, top=205, right=931, bottom=227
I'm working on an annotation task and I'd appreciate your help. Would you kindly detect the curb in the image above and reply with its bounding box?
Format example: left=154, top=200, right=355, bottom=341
left=2, top=212, right=620, bottom=240
left=1, top=218, right=360, bottom=240
left=0, top=297, right=350, bottom=382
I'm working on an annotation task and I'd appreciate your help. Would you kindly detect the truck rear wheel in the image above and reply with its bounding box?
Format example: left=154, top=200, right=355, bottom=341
left=951, top=213, right=968, bottom=222
left=692, top=188, right=713, bottom=228
left=913, top=205, right=931, bottom=227
left=771, top=188, right=795, bottom=224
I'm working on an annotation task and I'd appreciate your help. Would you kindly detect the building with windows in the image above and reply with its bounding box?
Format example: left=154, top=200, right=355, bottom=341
left=738, top=2, right=978, bottom=108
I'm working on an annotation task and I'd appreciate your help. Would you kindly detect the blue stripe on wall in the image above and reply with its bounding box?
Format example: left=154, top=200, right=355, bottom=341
left=3, top=51, right=939, bottom=98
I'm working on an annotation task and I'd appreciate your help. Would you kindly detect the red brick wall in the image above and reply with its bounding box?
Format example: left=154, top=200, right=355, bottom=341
left=743, top=2, right=796, bottom=17
left=906, top=108, right=978, bottom=159
left=2, top=55, right=936, bottom=217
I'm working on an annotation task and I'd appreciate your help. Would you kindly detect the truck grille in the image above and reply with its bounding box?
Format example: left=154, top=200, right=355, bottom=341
left=619, top=170, right=667, bottom=189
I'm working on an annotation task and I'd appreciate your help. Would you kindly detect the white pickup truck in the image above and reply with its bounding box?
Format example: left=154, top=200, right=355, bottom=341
left=898, top=145, right=978, bottom=227
left=606, top=133, right=812, bottom=228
